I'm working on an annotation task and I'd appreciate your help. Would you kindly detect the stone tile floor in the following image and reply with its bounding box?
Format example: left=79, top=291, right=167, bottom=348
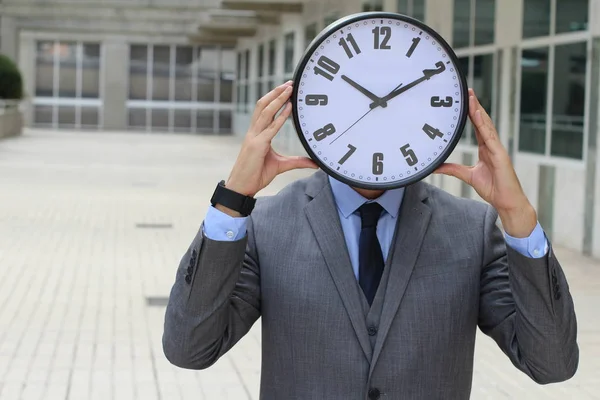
left=0, top=129, right=598, bottom=399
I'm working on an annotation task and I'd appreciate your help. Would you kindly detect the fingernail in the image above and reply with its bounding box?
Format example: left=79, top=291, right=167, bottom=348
left=285, top=86, right=293, bottom=92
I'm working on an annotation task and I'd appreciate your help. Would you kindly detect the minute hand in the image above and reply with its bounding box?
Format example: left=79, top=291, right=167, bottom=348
left=370, top=61, right=447, bottom=109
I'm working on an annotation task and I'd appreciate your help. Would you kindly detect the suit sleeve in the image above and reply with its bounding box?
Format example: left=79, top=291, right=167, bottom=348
left=477, top=206, right=579, bottom=384
left=162, top=215, right=261, bottom=370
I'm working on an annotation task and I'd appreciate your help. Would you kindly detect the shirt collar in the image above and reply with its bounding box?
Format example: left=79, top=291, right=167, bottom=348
left=328, top=175, right=405, bottom=219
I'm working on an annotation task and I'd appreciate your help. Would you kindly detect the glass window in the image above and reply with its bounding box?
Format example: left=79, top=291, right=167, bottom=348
left=258, top=44, right=265, bottom=78
left=34, top=105, right=53, bottom=126
left=305, top=23, right=318, bottom=49
left=324, top=14, right=339, bottom=27
left=80, top=107, right=99, bottom=127
left=519, top=47, right=549, bottom=154
left=268, top=39, right=276, bottom=87
left=35, top=41, right=55, bottom=97
left=523, top=0, right=551, bottom=38
left=129, top=45, right=148, bottom=100
left=151, top=109, right=169, bottom=130
left=58, top=42, right=77, bottom=98
left=473, top=54, right=494, bottom=121
left=174, top=46, right=193, bottom=102
left=413, top=0, right=425, bottom=21
left=81, top=44, right=100, bottom=99
left=453, top=0, right=471, bottom=48
left=128, top=108, right=146, bottom=129
left=197, top=46, right=217, bottom=102
left=219, top=110, right=233, bottom=133
left=398, top=0, right=425, bottom=20
left=196, top=110, right=214, bottom=133
left=236, top=52, right=242, bottom=80
left=220, top=48, right=235, bottom=103
left=458, top=57, right=471, bottom=143
left=284, top=32, right=295, bottom=75
left=474, top=0, right=495, bottom=46
left=363, top=0, right=383, bottom=12
left=556, top=0, right=588, bottom=34
left=58, top=106, right=76, bottom=128
left=551, top=42, right=586, bottom=159
left=244, top=49, right=250, bottom=80
left=174, top=110, right=192, bottom=131
left=152, top=45, right=171, bottom=101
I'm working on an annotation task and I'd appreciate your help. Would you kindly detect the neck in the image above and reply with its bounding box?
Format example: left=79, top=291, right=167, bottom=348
left=352, top=187, right=385, bottom=200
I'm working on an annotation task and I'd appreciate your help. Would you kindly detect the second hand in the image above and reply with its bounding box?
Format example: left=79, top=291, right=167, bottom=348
left=329, top=108, right=374, bottom=146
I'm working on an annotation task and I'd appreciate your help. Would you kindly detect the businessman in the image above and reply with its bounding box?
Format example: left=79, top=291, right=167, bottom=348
left=163, top=81, right=578, bottom=399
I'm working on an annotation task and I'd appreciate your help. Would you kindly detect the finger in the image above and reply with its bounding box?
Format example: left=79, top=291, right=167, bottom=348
left=250, top=81, right=293, bottom=129
left=277, top=155, right=319, bottom=174
left=256, top=86, right=293, bottom=131
left=263, top=102, right=292, bottom=140
left=468, top=93, right=502, bottom=155
left=434, top=163, right=472, bottom=184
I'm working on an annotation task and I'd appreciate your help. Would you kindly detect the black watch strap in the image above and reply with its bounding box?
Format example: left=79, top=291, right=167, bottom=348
left=210, top=180, right=256, bottom=216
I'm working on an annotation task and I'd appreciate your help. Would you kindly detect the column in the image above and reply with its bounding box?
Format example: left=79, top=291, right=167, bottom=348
left=102, top=37, right=129, bottom=130
left=0, top=16, right=18, bottom=62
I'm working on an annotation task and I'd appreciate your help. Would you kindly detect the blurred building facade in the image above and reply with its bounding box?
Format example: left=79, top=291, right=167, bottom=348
left=226, top=0, right=600, bottom=257
left=1, top=0, right=600, bottom=258
left=0, top=0, right=236, bottom=134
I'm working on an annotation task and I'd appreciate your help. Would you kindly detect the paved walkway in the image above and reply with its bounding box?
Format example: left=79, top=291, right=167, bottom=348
left=0, top=129, right=598, bottom=400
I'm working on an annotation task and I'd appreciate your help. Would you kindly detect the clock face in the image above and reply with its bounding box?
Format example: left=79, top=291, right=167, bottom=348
left=292, top=12, right=468, bottom=189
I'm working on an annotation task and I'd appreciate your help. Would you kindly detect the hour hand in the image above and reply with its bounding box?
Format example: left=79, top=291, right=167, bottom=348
left=341, top=75, right=387, bottom=108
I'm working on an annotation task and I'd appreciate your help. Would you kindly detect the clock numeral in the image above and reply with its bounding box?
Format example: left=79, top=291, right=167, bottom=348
left=313, top=123, right=336, bottom=141
left=431, top=96, right=453, bottom=107
left=422, top=123, right=444, bottom=140
left=400, top=144, right=418, bottom=167
left=338, top=144, right=357, bottom=165
left=305, top=94, right=329, bottom=106
left=339, top=33, right=362, bottom=59
left=314, top=56, right=340, bottom=81
left=372, top=153, right=384, bottom=175
left=373, top=26, right=392, bottom=50
left=406, top=37, right=421, bottom=58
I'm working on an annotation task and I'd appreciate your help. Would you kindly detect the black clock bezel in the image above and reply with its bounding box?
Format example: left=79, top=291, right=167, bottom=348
left=291, top=11, right=469, bottom=190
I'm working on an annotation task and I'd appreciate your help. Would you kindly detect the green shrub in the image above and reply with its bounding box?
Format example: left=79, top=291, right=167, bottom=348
left=0, top=54, right=23, bottom=100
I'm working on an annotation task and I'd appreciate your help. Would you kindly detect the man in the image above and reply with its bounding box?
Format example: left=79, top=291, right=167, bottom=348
left=163, top=81, right=578, bottom=399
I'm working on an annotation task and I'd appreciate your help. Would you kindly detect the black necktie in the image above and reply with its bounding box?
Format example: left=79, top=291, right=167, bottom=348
left=358, top=203, right=385, bottom=306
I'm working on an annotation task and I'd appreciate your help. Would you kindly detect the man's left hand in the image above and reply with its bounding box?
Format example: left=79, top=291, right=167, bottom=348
left=434, top=89, right=537, bottom=238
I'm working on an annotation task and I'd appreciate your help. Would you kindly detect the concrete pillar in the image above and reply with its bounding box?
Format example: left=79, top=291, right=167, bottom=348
left=18, top=35, right=35, bottom=127
left=0, top=16, right=18, bottom=62
left=102, top=38, right=129, bottom=130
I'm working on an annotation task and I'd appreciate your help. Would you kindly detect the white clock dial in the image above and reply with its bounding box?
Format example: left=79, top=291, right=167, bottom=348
left=292, top=13, right=468, bottom=189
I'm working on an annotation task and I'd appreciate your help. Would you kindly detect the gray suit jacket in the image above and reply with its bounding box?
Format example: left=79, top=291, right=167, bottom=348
left=163, top=170, right=578, bottom=399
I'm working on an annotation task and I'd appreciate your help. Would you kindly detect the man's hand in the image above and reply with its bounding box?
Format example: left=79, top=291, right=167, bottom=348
left=434, top=89, right=537, bottom=238
left=221, top=82, right=318, bottom=216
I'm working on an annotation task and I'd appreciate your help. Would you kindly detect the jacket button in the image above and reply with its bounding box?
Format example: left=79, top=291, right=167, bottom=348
left=368, top=388, right=381, bottom=399
left=555, top=291, right=562, bottom=300
left=185, top=274, right=192, bottom=284
left=187, top=266, right=193, bottom=274
left=368, top=326, right=378, bottom=336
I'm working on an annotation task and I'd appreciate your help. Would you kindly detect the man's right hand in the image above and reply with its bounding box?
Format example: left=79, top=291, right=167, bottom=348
left=219, top=81, right=318, bottom=217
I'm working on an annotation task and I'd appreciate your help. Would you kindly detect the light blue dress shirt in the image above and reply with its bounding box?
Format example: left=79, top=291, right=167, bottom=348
left=204, top=176, right=549, bottom=279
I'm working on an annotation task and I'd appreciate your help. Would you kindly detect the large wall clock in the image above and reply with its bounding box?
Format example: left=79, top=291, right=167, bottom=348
left=291, top=12, right=469, bottom=190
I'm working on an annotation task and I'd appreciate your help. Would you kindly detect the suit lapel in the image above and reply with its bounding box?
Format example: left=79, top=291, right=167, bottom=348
left=369, top=182, right=432, bottom=375
left=304, top=172, right=372, bottom=361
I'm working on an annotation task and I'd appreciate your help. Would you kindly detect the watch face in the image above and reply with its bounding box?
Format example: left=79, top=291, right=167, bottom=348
left=292, top=12, right=468, bottom=190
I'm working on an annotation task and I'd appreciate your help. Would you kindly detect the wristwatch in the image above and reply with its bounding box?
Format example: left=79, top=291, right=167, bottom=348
left=210, top=180, right=256, bottom=217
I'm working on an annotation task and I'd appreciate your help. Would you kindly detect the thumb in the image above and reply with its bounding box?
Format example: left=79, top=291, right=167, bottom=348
left=434, top=163, right=472, bottom=184
left=277, top=156, right=319, bottom=174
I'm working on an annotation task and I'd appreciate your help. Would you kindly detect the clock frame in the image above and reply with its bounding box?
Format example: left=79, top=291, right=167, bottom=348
left=291, top=12, right=469, bottom=190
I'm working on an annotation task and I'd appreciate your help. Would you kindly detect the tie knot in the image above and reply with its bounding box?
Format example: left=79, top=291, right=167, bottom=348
left=358, top=202, right=383, bottom=228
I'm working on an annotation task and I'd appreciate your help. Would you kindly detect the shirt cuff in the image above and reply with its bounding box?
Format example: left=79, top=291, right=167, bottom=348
left=504, top=221, right=549, bottom=259
left=202, top=206, right=248, bottom=241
